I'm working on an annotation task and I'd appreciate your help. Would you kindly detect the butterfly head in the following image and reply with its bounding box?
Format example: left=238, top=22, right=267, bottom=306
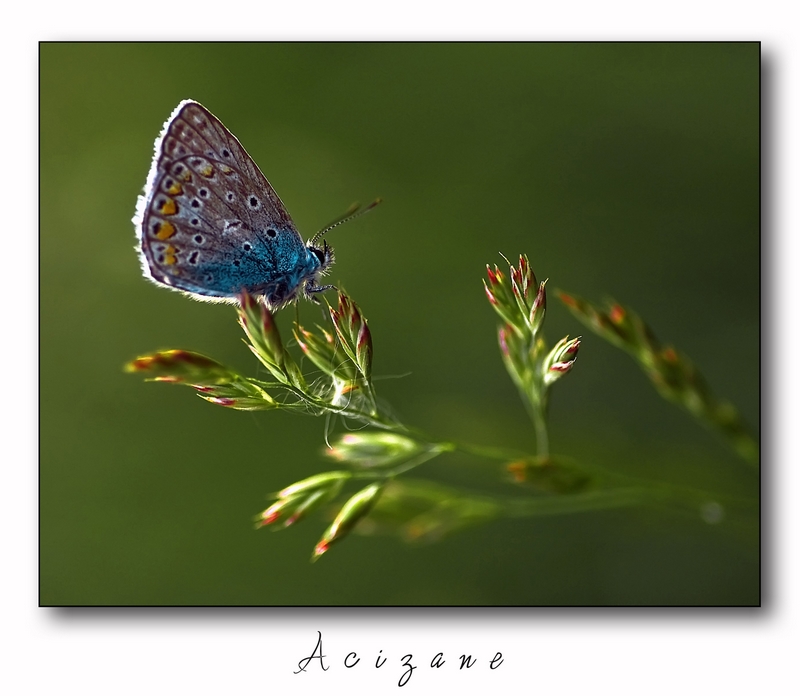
left=309, top=239, right=335, bottom=275
left=301, top=239, right=336, bottom=302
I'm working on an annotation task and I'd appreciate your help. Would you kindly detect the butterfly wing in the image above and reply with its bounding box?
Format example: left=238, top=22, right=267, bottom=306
left=134, top=100, right=309, bottom=302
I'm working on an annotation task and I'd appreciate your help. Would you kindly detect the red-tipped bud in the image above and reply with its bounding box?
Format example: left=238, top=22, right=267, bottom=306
left=510, top=275, right=523, bottom=302
left=329, top=291, right=373, bottom=382
left=518, top=254, right=536, bottom=292
left=209, top=397, right=236, bottom=406
left=563, top=339, right=580, bottom=358
left=483, top=280, right=499, bottom=306
left=484, top=255, right=545, bottom=337
left=198, top=392, right=277, bottom=410
left=508, top=262, right=532, bottom=318
left=257, top=472, right=350, bottom=530
left=312, top=482, right=384, bottom=560
left=125, top=350, right=230, bottom=383
left=528, top=280, right=547, bottom=335
left=237, top=291, right=258, bottom=324
left=542, top=336, right=580, bottom=386
left=356, top=322, right=373, bottom=378
left=256, top=497, right=301, bottom=528
left=294, top=330, right=309, bottom=354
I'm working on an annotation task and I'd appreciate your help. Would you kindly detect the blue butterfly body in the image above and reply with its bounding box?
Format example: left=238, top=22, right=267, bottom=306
left=133, top=100, right=333, bottom=308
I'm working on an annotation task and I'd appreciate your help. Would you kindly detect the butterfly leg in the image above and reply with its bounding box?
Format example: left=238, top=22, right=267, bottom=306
left=306, top=283, right=336, bottom=300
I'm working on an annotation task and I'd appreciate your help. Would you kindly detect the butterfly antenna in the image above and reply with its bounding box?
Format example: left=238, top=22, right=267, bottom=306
left=309, top=198, right=382, bottom=247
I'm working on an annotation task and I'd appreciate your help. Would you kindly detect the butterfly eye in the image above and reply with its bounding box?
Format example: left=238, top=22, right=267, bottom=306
left=310, top=246, right=326, bottom=264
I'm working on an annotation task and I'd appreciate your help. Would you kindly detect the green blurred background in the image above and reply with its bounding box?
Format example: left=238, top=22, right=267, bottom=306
left=40, top=43, right=759, bottom=605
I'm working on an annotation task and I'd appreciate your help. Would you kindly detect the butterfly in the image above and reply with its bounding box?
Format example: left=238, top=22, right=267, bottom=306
left=133, top=99, right=344, bottom=310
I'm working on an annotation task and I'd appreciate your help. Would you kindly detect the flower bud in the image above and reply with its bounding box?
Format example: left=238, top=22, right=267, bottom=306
left=198, top=394, right=278, bottom=410
left=125, top=350, right=233, bottom=385
left=509, top=255, right=536, bottom=319
left=277, top=471, right=352, bottom=499
left=257, top=471, right=350, bottom=529
left=528, top=280, right=547, bottom=336
left=313, top=482, right=385, bottom=559
left=293, top=324, right=356, bottom=383
left=237, top=291, right=301, bottom=386
left=484, top=264, right=522, bottom=329
left=326, top=432, right=422, bottom=468
left=329, top=291, right=373, bottom=381
left=542, top=336, right=580, bottom=386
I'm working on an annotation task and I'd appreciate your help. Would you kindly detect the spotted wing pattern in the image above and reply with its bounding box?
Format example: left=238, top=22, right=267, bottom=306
left=134, top=100, right=312, bottom=303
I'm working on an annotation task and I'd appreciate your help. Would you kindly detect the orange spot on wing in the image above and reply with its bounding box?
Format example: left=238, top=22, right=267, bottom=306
left=199, top=164, right=214, bottom=177
left=166, top=181, right=183, bottom=195
left=164, top=244, right=178, bottom=265
left=155, top=221, right=175, bottom=240
left=160, top=199, right=177, bottom=215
